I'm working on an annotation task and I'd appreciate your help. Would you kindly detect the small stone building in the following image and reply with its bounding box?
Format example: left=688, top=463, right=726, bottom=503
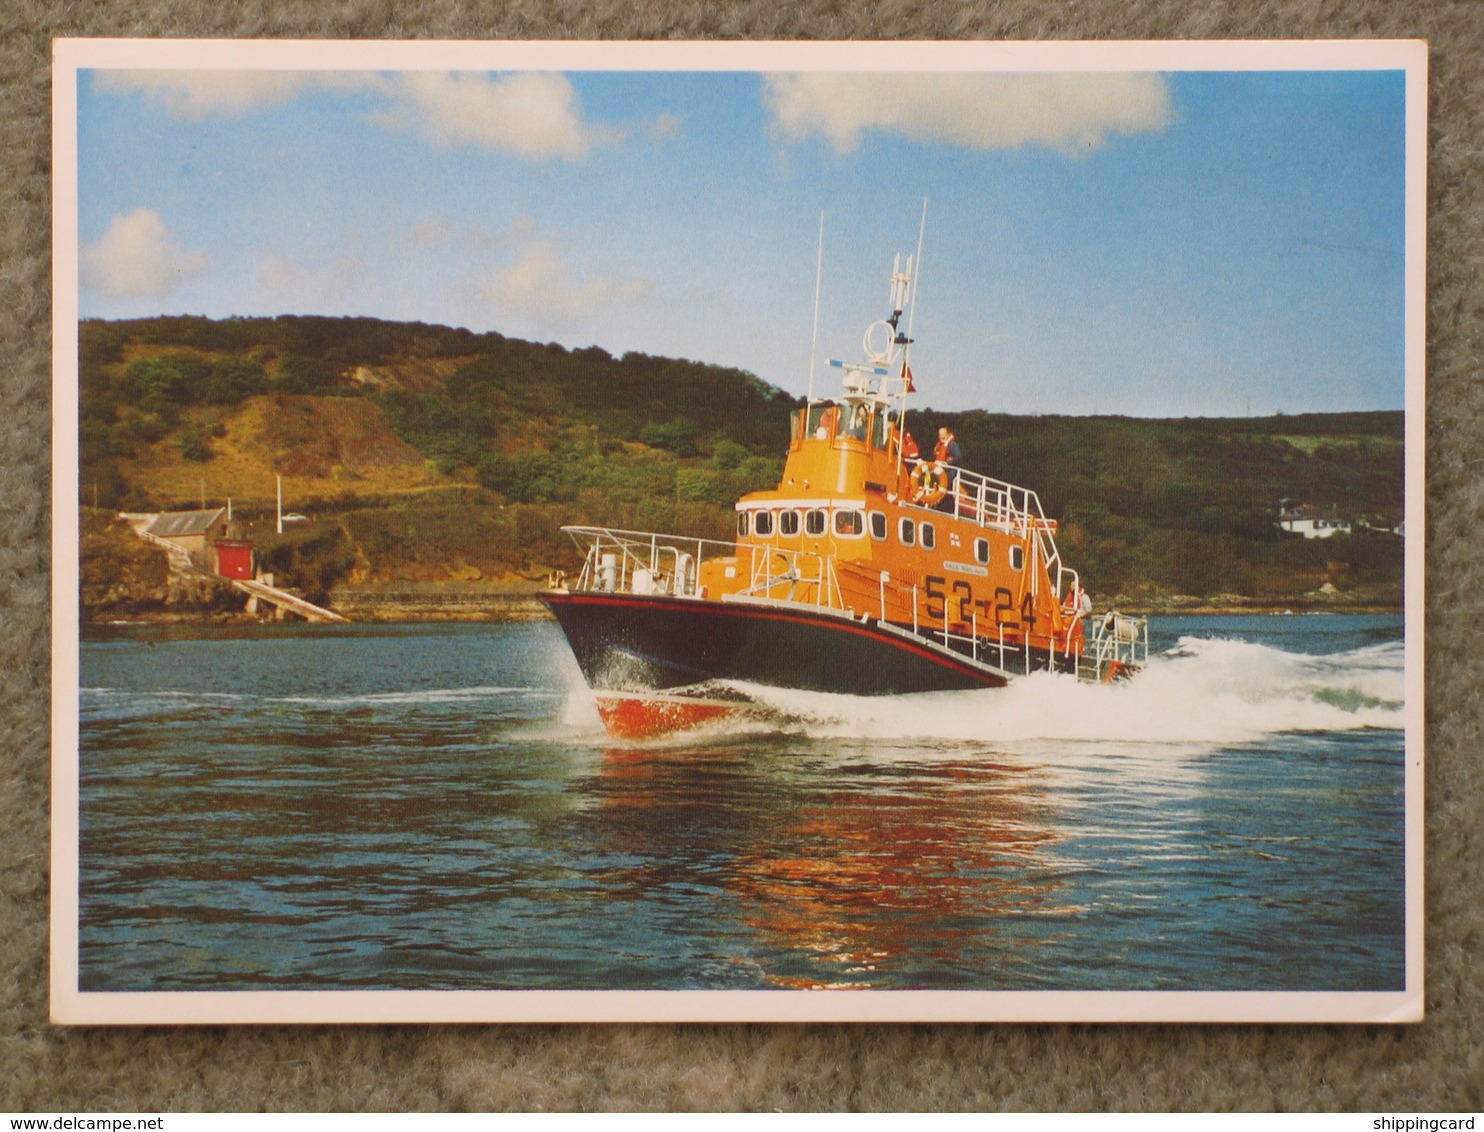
left=124, top=507, right=230, bottom=571
left=1276, top=505, right=1352, bottom=540
left=145, top=507, right=229, bottom=568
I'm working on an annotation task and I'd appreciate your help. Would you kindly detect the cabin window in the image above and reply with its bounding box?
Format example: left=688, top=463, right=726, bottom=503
left=834, top=509, right=864, bottom=537
left=845, top=404, right=870, bottom=441
left=805, top=509, right=827, bottom=536
left=974, top=538, right=989, bottom=565
left=780, top=510, right=800, bottom=537
left=869, top=511, right=888, bottom=541
left=807, top=402, right=840, bottom=439
left=920, top=522, right=936, bottom=551
left=737, top=510, right=750, bottom=538
left=870, top=410, right=888, bottom=450
left=1010, top=544, right=1025, bottom=571
left=754, top=510, right=774, bottom=537
left=899, top=518, right=916, bottom=547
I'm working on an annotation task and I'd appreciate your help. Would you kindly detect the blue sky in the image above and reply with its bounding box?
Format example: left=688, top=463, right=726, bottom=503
left=76, top=66, right=1407, bottom=416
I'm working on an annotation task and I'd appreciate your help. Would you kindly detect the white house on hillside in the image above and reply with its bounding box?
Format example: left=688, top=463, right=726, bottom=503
left=1276, top=504, right=1352, bottom=539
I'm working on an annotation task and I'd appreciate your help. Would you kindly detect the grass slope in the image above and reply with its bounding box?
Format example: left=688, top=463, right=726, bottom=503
left=77, top=315, right=1404, bottom=607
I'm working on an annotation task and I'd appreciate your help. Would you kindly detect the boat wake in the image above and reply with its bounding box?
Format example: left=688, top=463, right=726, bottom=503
left=708, top=635, right=1405, bottom=746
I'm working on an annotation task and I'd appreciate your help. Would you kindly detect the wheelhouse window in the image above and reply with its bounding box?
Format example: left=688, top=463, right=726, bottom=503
left=780, top=510, right=800, bottom=537
left=869, top=511, right=888, bottom=541
left=870, top=409, right=888, bottom=450
left=806, top=402, right=840, bottom=439
left=805, top=509, right=827, bottom=536
left=974, top=538, right=989, bottom=565
left=754, top=510, right=774, bottom=537
left=737, top=510, right=750, bottom=537
left=920, top=522, right=936, bottom=551
left=1010, top=544, right=1025, bottom=570
left=834, top=509, right=864, bottom=537
left=899, top=517, right=916, bottom=547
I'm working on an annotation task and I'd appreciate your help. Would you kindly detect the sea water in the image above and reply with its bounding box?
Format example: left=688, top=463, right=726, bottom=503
left=75, top=614, right=1406, bottom=992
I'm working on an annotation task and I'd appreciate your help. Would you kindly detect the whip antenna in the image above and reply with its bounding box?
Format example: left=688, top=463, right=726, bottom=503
left=805, top=211, right=824, bottom=408
left=905, top=197, right=928, bottom=347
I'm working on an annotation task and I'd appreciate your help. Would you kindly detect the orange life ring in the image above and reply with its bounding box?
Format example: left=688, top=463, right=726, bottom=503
left=910, top=461, right=949, bottom=506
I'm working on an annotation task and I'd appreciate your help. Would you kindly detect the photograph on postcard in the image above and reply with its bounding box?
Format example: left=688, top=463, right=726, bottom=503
left=53, top=40, right=1424, bottom=1022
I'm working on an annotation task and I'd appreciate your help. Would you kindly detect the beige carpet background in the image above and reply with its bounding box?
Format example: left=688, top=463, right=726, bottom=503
left=3, top=1, right=1480, bottom=1113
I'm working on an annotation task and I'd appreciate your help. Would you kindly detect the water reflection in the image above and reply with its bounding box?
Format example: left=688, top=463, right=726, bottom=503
left=584, top=742, right=1062, bottom=989
left=77, top=619, right=1407, bottom=993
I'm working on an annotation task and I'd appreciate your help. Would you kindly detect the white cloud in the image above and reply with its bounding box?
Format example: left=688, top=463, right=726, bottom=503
left=91, top=70, right=383, bottom=120
left=482, top=242, right=648, bottom=321
left=650, top=112, right=683, bottom=141
left=406, top=217, right=452, bottom=248
left=93, top=68, right=657, bottom=161
left=762, top=72, right=1175, bottom=154
left=257, top=255, right=308, bottom=294
left=81, top=209, right=206, bottom=299
left=255, top=254, right=368, bottom=305
left=374, top=72, right=613, bottom=160
left=418, top=216, right=535, bottom=255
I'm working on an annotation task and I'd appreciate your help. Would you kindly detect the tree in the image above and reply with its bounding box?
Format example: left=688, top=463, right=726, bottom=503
left=199, top=357, right=268, bottom=404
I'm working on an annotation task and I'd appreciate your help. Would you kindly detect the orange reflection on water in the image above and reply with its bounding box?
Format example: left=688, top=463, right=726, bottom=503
left=590, top=746, right=1062, bottom=989
left=731, top=764, right=1060, bottom=987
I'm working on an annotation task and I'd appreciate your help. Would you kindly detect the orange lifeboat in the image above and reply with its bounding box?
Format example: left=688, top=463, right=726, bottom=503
left=542, top=248, right=1148, bottom=734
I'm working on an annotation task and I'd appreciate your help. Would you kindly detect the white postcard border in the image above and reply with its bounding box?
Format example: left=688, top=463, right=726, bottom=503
left=51, top=36, right=1428, bottom=1026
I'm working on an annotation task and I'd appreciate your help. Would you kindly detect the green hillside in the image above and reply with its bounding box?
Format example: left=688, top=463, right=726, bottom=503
left=77, top=315, right=1404, bottom=608
left=926, top=409, right=1403, bottom=601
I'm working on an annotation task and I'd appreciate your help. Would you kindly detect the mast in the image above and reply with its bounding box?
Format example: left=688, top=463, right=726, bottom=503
left=805, top=212, right=825, bottom=411
left=814, top=205, right=929, bottom=474
left=896, top=199, right=928, bottom=475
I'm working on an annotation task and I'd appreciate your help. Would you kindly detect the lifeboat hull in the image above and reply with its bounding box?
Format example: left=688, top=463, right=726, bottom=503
left=593, top=691, right=755, bottom=739
left=542, top=590, right=1009, bottom=700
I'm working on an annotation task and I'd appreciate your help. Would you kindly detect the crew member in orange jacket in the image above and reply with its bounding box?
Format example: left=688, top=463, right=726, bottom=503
left=934, top=427, right=962, bottom=510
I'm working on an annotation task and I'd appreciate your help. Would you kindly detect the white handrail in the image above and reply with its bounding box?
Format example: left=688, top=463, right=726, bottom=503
left=558, top=523, right=1141, bottom=683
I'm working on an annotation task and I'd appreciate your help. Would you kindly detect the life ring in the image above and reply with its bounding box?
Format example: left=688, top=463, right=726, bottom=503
left=910, top=461, right=949, bottom=506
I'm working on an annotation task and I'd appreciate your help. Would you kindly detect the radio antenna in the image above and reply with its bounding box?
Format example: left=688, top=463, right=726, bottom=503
left=805, top=211, right=824, bottom=408
left=904, top=197, right=928, bottom=348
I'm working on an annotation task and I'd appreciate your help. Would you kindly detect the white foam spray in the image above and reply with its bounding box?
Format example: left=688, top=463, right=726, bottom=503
left=725, top=636, right=1404, bottom=747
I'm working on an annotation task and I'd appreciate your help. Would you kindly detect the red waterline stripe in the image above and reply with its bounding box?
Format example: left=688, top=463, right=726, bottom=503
left=544, top=592, right=1006, bottom=682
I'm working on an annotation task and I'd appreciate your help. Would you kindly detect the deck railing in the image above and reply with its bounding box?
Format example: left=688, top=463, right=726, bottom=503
left=557, top=524, right=1147, bottom=683
left=1075, top=612, right=1150, bottom=681
left=904, top=463, right=1078, bottom=606
left=559, top=525, right=844, bottom=613
left=916, top=464, right=1053, bottom=538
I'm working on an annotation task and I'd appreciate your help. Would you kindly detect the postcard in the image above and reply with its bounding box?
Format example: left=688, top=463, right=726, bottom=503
left=52, top=38, right=1427, bottom=1024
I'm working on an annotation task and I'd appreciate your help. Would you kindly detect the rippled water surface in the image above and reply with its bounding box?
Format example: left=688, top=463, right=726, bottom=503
left=77, top=614, right=1406, bottom=992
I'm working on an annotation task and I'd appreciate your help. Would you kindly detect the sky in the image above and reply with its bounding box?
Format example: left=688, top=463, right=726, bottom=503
left=74, top=64, right=1408, bottom=417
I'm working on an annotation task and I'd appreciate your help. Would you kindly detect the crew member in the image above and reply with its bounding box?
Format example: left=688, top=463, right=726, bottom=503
left=934, top=426, right=962, bottom=511
left=1064, top=583, right=1093, bottom=621
left=1062, top=583, right=1094, bottom=650
left=900, top=428, right=920, bottom=464
left=815, top=403, right=840, bottom=439
left=934, top=427, right=962, bottom=473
